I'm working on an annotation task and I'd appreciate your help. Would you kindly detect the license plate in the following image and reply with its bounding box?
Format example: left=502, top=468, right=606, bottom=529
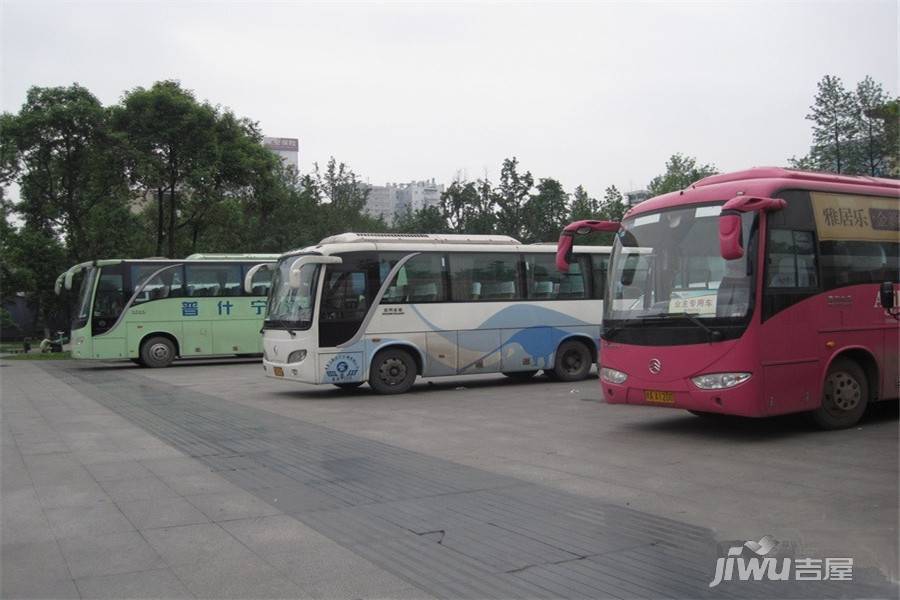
left=273, top=367, right=284, bottom=377
left=644, top=390, right=674, bottom=404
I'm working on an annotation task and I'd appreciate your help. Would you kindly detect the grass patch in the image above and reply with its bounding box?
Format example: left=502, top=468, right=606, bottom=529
left=1, top=351, right=71, bottom=361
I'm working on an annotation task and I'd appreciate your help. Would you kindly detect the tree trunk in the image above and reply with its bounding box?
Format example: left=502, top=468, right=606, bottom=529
left=167, top=187, right=177, bottom=258
left=156, top=188, right=164, bottom=256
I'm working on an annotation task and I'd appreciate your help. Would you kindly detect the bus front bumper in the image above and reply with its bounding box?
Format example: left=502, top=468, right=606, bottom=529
left=601, top=374, right=761, bottom=417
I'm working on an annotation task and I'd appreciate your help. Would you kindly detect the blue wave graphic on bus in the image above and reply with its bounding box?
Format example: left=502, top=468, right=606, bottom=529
left=407, top=304, right=593, bottom=371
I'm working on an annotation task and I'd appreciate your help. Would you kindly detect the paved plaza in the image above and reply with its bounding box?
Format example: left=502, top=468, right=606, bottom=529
left=2, top=358, right=897, bottom=599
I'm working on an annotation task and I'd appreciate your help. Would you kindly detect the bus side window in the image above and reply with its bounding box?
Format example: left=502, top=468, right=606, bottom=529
left=590, top=254, right=609, bottom=299
left=245, top=265, right=273, bottom=296
left=767, top=230, right=818, bottom=289
left=382, top=254, right=446, bottom=304
left=132, top=265, right=183, bottom=304
left=449, top=254, right=522, bottom=301
left=524, top=254, right=587, bottom=300
left=186, top=264, right=241, bottom=297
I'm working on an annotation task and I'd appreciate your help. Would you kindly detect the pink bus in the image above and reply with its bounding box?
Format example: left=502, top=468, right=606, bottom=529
left=557, top=168, right=899, bottom=428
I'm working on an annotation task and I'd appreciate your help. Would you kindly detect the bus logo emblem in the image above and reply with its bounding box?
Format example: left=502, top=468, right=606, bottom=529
left=649, top=358, right=662, bottom=374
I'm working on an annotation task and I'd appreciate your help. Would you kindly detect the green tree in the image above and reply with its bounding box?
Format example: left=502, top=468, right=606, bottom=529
left=854, top=76, right=890, bottom=176
left=866, top=99, right=899, bottom=177
left=0, top=84, right=133, bottom=261
left=806, top=75, right=858, bottom=174
left=393, top=205, right=450, bottom=234
left=647, top=154, right=718, bottom=196
left=494, top=157, right=534, bottom=240
left=569, top=185, right=599, bottom=221
left=111, top=81, right=269, bottom=257
left=439, top=179, right=496, bottom=234
left=522, top=177, right=568, bottom=243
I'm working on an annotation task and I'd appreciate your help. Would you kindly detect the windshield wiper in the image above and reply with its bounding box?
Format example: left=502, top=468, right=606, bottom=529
left=642, top=312, right=723, bottom=342
left=264, top=319, right=297, bottom=337
left=601, top=318, right=641, bottom=340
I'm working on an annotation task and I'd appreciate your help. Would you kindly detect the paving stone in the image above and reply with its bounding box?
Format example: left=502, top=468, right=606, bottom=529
left=100, top=475, right=179, bottom=503
left=32, top=360, right=900, bottom=600
left=142, top=523, right=256, bottom=567
left=85, top=459, right=154, bottom=482
left=34, top=480, right=110, bottom=509
left=219, top=514, right=329, bottom=556
left=185, top=489, right=281, bottom=522
left=0, top=573, right=79, bottom=600
left=157, top=471, right=244, bottom=496
left=1, top=540, right=72, bottom=585
left=57, top=530, right=166, bottom=579
left=45, top=500, right=135, bottom=538
left=171, top=555, right=308, bottom=599
left=74, top=567, right=192, bottom=599
left=117, top=496, right=210, bottom=530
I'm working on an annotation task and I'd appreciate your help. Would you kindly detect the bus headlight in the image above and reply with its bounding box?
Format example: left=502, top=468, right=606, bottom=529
left=691, top=372, right=751, bottom=390
left=600, top=367, right=628, bottom=384
left=287, top=349, right=307, bottom=363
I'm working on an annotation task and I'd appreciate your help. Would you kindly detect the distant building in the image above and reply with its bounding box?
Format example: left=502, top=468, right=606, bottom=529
left=362, top=184, right=400, bottom=221
left=625, top=189, right=651, bottom=207
left=396, top=179, right=444, bottom=213
left=263, top=137, right=299, bottom=175
left=361, top=179, right=445, bottom=222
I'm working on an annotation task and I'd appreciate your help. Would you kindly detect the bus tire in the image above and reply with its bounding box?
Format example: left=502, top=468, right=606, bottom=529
left=551, top=340, right=592, bottom=382
left=811, top=357, right=869, bottom=430
left=130, top=358, right=145, bottom=367
left=503, top=370, right=538, bottom=380
left=368, top=348, right=417, bottom=394
left=140, top=336, right=176, bottom=368
left=334, top=381, right=364, bottom=390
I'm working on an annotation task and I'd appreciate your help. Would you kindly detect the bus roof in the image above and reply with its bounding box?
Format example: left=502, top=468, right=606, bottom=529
left=184, top=253, right=282, bottom=260
left=285, top=233, right=610, bottom=257
left=626, top=167, right=900, bottom=219
left=317, top=233, right=522, bottom=245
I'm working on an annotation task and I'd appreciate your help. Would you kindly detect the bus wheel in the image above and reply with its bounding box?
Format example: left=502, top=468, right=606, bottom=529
left=551, top=340, right=592, bottom=381
left=811, top=358, right=868, bottom=429
left=130, top=358, right=145, bottom=367
left=369, top=348, right=417, bottom=394
left=334, top=381, right=364, bottom=390
left=503, top=370, right=538, bottom=380
left=140, top=336, right=175, bottom=368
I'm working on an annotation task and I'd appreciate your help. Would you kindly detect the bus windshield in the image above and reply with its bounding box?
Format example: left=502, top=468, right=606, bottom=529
left=605, top=204, right=757, bottom=323
left=74, top=267, right=98, bottom=326
left=265, top=256, right=319, bottom=330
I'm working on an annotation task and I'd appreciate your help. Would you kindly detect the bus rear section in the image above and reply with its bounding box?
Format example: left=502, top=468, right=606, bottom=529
left=260, top=233, right=610, bottom=393
left=559, top=168, right=899, bottom=428
left=57, top=255, right=279, bottom=367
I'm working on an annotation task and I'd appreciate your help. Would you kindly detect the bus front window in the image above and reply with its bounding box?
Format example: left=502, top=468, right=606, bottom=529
left=265, top=257, right=319, bottom=330
left=72, top=267, right=98, bottom=330
left=604, top=205, right=757, bottom=343
left=92, top=266, right=125, bottom=335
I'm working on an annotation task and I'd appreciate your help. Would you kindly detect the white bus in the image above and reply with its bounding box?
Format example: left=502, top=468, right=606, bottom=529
left=251, top=233, right=610, bottom=393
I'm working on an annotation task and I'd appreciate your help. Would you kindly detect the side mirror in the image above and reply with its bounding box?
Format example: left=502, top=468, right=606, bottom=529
left=880, top=282, right=895, bottom=310
left=556, top=220, right=620, bottom=272
left=244, top=263, right=270, bottom=294
left=54, top=273, right=66, bottom=296
left=718, top=196, right=787, bottom=260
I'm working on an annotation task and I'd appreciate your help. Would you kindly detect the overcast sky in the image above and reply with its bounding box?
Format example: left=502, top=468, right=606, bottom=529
left=2, top=1, right=897, bottom=196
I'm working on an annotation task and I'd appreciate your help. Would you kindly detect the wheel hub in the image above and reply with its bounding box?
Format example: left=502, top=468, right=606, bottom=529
left=379, top=358, right=407, bottom=385
left=150, top=343, right=170, bottom=361
left=564, top=350, right=582, bottom=372
left=825, top=371, right=862, bottom=411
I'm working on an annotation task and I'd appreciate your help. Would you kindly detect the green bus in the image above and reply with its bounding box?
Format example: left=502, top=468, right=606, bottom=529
left=55, top=254, right=280, bottom=367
